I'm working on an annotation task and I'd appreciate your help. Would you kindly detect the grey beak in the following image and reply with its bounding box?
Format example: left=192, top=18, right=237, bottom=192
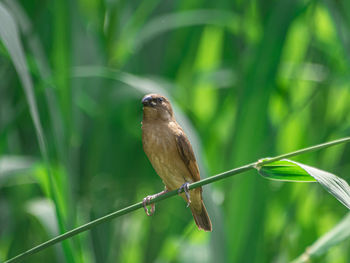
left=142, top=96, right=153, bottom=106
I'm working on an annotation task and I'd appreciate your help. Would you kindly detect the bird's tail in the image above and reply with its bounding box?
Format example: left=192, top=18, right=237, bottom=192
left=190, top=200, right=212, bottom=232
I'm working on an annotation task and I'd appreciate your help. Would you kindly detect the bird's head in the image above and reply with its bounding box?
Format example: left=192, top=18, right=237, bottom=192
left=142, top=94, right=174, bottom=121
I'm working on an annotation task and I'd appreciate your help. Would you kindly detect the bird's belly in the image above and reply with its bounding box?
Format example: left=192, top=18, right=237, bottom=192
left=150, top=154, right=187, bottom=190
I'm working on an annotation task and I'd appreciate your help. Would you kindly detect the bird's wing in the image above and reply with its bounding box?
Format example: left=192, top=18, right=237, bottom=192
left=175, top=132, right=201, bottom=182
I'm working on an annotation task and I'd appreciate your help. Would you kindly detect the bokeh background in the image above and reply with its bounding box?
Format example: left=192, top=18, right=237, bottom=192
left=1, top=0, right=350, bottom=262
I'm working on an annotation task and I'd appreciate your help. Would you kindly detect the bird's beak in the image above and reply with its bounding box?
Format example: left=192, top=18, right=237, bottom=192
left=142, top=96, right=153, bottom=107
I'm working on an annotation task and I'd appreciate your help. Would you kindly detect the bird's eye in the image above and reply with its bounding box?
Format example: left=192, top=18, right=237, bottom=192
left=157, top=97, right=164, bottom=103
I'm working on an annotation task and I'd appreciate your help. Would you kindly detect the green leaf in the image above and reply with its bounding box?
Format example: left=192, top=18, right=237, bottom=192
left=292, top=213, right=350, bottom=263
left=26, top=199, right=59, bottom=236
left=72, top=65, right=170, bottom=95
left=258, top=159, right=350, bottom=209
left=136, top=10, right=238, bottom=50
left=0, top=155, right=36, bottom=176
left=293, top=160, right=350, bottom=210
left=0, top=155, right=37, bottom=186
left=258, top=159, right=317, bottom=182
left=0, top=3, right=76, bottom=263
left=0, top=2, right=48, bottom=159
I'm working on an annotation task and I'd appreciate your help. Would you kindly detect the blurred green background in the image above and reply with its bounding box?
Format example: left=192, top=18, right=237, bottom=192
left=1, top=0, right=350, bottom=262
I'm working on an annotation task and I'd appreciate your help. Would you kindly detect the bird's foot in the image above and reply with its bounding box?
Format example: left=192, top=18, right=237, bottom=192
left=142, top=190, right=168, bottom=216
left=178, top=182, right=191, bottom=207
left=142, top=196, right=155, bottom=216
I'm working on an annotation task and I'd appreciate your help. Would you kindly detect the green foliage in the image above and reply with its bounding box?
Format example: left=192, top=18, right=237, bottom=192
left=258, top=159, right=350, bottom=209
left=292, top=213, right=350, bottom=263
left=1, top=0, right=350, bottom=262
left=258, top=159, right=318, bottom=182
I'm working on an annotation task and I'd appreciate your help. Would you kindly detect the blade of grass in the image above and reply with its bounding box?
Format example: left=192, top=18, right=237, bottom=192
left=258, top=159, right=350, bottom=209
left=294, top=161, right=350, bottom=209
left=5, top=136, right=350, bottom=263
left=0, top=3, right=47, bottom=161
left=0, top=3, right=75, bottom=262
left=73, top=66, right=170, bottom=95
left=258, top=159, right=317, bottom=182
left=292, top=213, right=350, bottom=263
left=0, top=155, right=37, bottom=186
left=4, top=1, right=80, bottom=260
left=112, top=0, right=162, bottom=65
left=136, top=10, right=237, bottom=50
left=0, top=155, right=36, bottom=176
left=5, top=0, right=67, bottom=168
left=53, top=0, right=71, bottom=128
left=225, top=0, right=307, bottom=261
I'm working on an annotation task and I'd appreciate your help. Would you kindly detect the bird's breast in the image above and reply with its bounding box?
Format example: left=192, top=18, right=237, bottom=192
left=142, top=122, right=190, bottom=190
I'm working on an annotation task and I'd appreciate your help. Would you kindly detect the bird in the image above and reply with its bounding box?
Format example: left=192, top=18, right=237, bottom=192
left=141, top=93, right=212, bottom=231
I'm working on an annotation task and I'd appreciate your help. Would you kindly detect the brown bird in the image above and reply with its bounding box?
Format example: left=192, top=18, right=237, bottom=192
left=141, top=93, right=212, bottom=231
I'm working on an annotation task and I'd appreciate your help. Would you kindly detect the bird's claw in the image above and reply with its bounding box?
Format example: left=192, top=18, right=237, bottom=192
left=178, top=182, right=191, bottom=207
left=142, top=189, right=168, bottom=216
left=143, top=196, right=155, bottom=216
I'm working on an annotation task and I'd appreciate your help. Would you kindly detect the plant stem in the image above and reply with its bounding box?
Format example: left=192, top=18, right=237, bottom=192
left=259, top=136, right=350, bottom=165
left=5, top=136, right=350, bottom=263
